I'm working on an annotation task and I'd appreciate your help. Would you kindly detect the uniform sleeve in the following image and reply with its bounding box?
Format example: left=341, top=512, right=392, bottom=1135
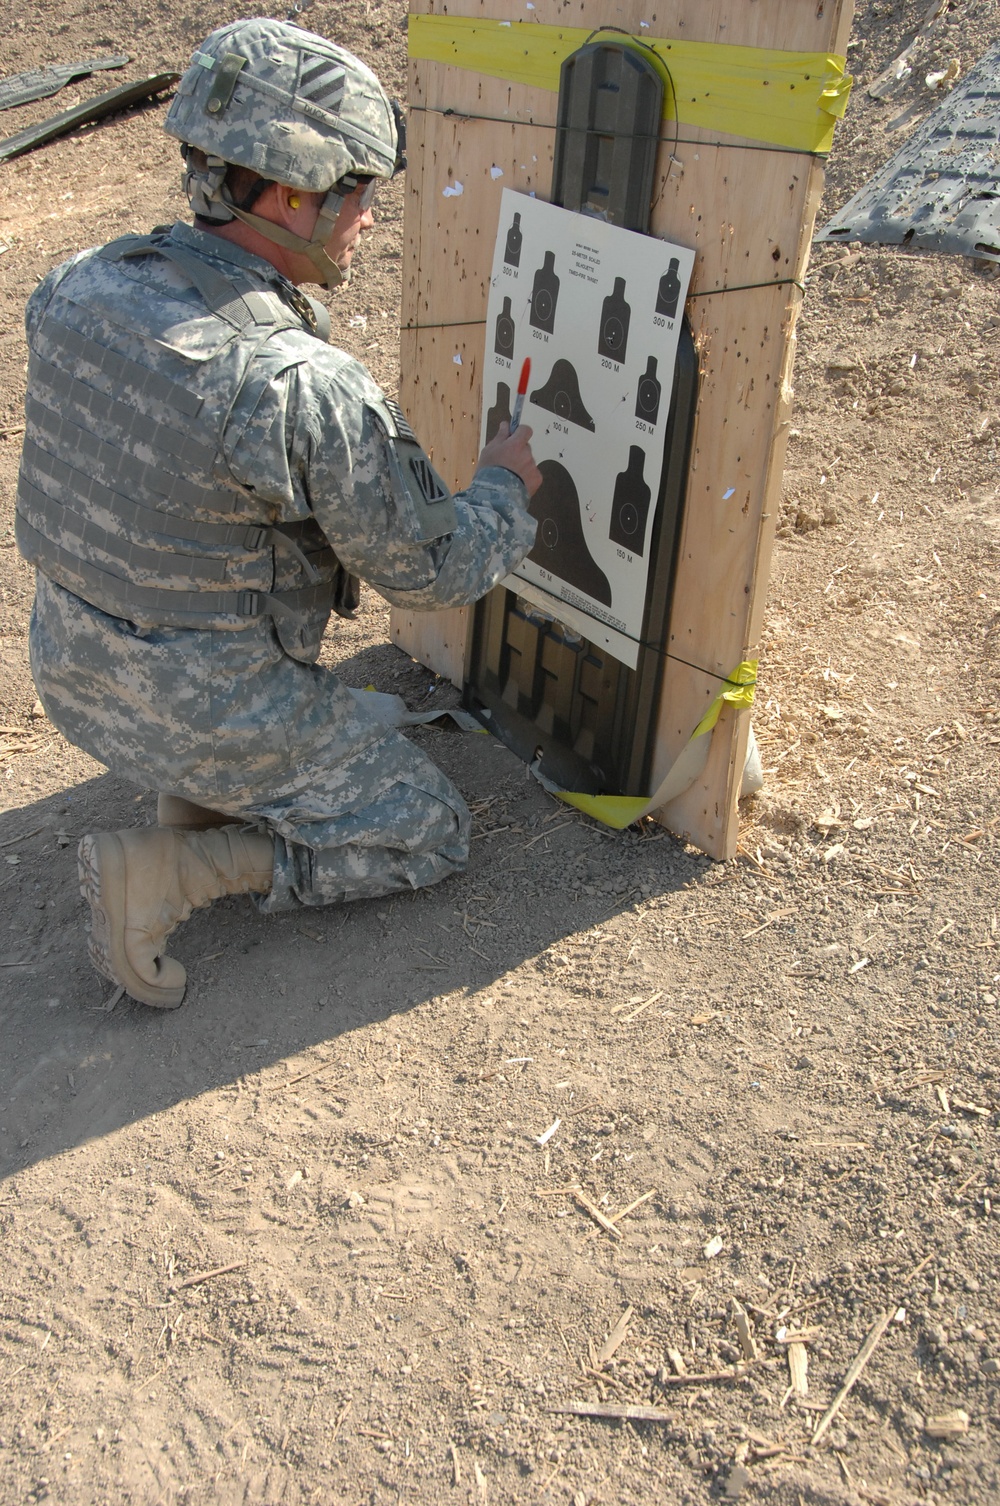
left=285, top=350, right=537, bottom=611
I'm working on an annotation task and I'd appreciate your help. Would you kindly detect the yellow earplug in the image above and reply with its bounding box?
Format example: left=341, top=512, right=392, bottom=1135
left=289, top=195, right=300, bottom=209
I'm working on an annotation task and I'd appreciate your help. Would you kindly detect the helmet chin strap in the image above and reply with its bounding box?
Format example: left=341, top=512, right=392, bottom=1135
left=222, top=187, right=350, bottom=288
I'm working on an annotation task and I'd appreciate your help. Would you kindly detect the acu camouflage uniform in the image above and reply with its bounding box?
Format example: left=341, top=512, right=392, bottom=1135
left=18, top=221, right=536, bottom=910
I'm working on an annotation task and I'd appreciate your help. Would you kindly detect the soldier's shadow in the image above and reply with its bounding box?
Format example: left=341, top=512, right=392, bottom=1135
left=0, top=640, right=697, bottom=1180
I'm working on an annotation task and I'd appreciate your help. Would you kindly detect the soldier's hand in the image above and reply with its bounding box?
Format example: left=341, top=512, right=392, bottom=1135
left=475, top=423, right=542, bottom=497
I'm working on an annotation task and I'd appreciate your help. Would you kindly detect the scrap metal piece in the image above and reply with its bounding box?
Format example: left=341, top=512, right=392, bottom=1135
left=0, top=55, right=130, bottom=112
left=816, top=42, right=1000, bottom=262
left=0, top=73, right=179, bottom=164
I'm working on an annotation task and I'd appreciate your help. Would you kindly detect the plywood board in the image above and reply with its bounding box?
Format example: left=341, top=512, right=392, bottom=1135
left=393, top=0, right=854, bottom=853
left=404, top=92, right=826, bottom=316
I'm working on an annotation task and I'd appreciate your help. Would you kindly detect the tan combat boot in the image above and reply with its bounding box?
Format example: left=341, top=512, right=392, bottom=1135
left=157, top=793, right=231, bottom=829
left=78, top=826, right=275, bottom=1009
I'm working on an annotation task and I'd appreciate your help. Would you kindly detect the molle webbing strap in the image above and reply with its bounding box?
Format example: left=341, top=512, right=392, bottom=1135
left=16, top=514, right=336, bottom=629
left=20, top=453, right=340, bottom=614
left=22, top=434, right=338, bottom=576
left=22, top=237, right=340, bottom=633
left=43, top=319, right=205, bottom=418
left=20, top=440, right=267, bottom=551
left=19, top=477, right=233, bottom=585
left=21, top=420, right=264, bottom=545
left=104, top=235, right=302, bottom=332
left=29, top=354, right=218, bottom=473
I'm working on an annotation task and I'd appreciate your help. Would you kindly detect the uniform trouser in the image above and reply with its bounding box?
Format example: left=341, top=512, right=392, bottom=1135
left=28, top=578, right=471, bottom=915
left=162, top=727, right=472, bottom=915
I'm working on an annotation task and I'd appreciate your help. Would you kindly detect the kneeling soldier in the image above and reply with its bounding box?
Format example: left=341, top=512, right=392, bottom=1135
left=16, top=18, right=539, bottom=1008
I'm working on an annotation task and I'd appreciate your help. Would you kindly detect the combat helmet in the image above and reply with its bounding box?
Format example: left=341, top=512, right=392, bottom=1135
left=164, top=18, right=404, bottom=287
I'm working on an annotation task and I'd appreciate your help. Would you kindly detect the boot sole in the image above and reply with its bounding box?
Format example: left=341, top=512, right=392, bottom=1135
left=77, top=833, right=186, bottom=1010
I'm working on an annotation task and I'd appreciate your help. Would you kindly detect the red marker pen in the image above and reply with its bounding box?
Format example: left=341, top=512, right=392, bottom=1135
left=510, top=357, right=531, bottom=432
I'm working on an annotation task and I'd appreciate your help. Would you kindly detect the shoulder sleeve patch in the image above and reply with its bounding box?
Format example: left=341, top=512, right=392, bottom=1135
left=366, top=400, right=458, bottom=543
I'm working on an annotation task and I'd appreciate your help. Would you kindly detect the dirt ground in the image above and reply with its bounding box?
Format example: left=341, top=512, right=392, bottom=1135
left=1, top=2, right=998, bottom=1503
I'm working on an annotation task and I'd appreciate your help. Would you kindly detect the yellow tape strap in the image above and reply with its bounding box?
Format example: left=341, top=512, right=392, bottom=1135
left=689, top=658, right=758, bottom=739
left=408, top=16, right=851, bottom=155
left=532, top=661, right=757, bottom=831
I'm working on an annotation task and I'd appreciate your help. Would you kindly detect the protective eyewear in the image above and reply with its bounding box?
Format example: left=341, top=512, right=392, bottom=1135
left=336, top=173, right=378, bottom=210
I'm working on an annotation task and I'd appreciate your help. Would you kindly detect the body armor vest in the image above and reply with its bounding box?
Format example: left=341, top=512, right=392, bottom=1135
left=15, top=231, right=358, bottom=664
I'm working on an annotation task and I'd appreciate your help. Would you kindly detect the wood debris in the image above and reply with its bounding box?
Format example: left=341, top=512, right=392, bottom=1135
left=572, top=1190, right=621, bottom=1240
left=580, top=1364, right=630, bottom=1394
left=901, top=1070, right=946, bottom=1090
left=787, top=1341, right=809, bottom=1396
left=731, top=1300, right=758, bottom=1361
left=901, top=1254, right=934, bottom=1285
left=608, top=1188, right=656, bottom=1226
left=548, top=1402, right=675, bottom=1423
left=745, top=1429, right=798, bottom=1463
left=277, top=1058, right=338, bottom=1091
left=595, top=1305, right=634, bottom=1365
left=657, top=1360, right=777, bottom=1386
left=812, top=1310, right=893, bottom=1444
left=330, top=1399, right=352, bottom=1444
left=619, top=990, right=663, bottom=1022
left=774, top=1326, right=822, bottom=1345
left=172, top=1260, right=246, bottom=1291
left=101, top=984, right=125, bottom=1013
left=584, top=1187, right=657, bottom=1240
left=741, top=906, right=795, bottom=939
left=924, top=1409, right=969, bottom=1440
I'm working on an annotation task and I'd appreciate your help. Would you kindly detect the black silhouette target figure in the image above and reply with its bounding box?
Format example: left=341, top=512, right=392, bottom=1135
left=494, top=296, right=515, bottom=359
left=503, top=211, right=522, bottom=268
left=530, top=359, right=595, bottom=431
left=529, top=251, right=560, bottom=334
left=598, top=276, right=631, bottom=362
left=608, top=446, right=652, bottom=556
left=634, top=356, right=661, bottom=425
left=656, top=258, right=681, bottom=319
left=485, top=382, right=512, bottom=443
left=528, top=460, right=612, bottom=606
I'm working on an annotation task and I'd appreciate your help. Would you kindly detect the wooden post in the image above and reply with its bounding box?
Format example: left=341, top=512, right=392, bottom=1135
left=392, top=0, right=855, bottom=858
